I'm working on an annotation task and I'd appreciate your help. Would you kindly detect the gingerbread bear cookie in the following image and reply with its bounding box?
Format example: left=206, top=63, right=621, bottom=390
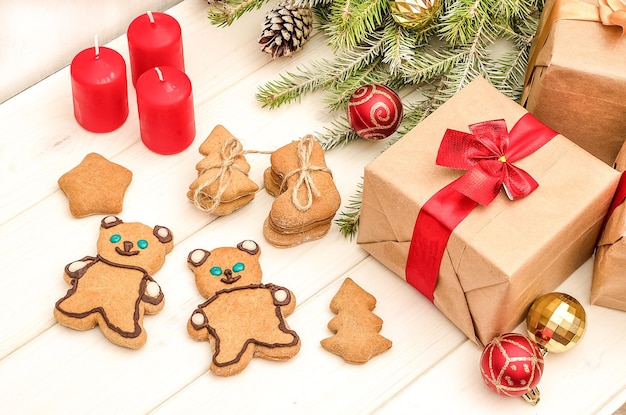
left=54, top=216, right=173, bottom=349
left=187, top=240, right=300, bottom=376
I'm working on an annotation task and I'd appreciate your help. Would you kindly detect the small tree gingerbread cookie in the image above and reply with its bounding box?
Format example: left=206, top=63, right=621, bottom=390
left=54, top=216, right=173, bottom=349
left=187, top=240, right=300, bottom=376
left=321, top=278, right=392, bottom=363
left=188, top=125, right=260, bottom=215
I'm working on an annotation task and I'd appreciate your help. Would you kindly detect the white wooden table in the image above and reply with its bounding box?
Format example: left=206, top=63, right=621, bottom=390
left=1, top=1, right=625, bottom=413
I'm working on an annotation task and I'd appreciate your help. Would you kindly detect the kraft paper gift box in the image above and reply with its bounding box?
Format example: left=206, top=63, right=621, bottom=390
left=357, top=77, right=620, bottom=346
left=522, top=0, right=626, bottom=165
left=591, top=174, right=626, bottom=311
left=615, top=139, right=626, bottom=171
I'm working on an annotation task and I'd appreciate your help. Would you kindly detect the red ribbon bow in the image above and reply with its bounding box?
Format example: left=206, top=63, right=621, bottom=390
left=436, top=119, right=540, bottom=206
left=406, top=113, right=557, bottom=302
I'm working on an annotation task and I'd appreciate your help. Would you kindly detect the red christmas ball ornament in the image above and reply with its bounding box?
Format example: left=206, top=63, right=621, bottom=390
left=346, top=84, right=403, bottom=140
left=480, top=333, right=544, bottom=405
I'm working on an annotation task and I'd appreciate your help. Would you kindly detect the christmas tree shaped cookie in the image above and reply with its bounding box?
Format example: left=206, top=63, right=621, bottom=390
left=321, top=278, right=392, bottom=363
left=188, top=125, right=259, bottom=215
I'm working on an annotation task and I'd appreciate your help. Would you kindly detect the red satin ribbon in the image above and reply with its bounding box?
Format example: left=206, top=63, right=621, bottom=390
left=406, top=113, right=558, bottom=301
left=606, top=171, right=626, bottom=220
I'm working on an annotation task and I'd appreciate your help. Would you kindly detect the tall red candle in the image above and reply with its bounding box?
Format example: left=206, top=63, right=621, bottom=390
left=70, top=41, right=128, bottom=133
left=127, top=11, right=185, bottom=85
left=136, top=66, right=195, bottom=154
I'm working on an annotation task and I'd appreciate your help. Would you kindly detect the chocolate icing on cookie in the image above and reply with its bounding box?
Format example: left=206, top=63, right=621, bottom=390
left=190, top=284, right=299, bottom=368
left=186, top=240, right=300, bottom=375
left=55, top=256, right=162, bottom=338
left=53, top=216, right=173, bottom=349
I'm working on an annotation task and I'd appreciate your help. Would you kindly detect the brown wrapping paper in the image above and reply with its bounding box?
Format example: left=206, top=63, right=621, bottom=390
left=615, top=140, right=626, bottom=171
left=357, top=77, right=620, bottom=346
left=592, top=192, right=626, bottom=311
left=522, top=0, right=626, bottom=165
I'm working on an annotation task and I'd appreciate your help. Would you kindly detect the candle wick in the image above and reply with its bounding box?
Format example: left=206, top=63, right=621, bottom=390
left=94, top=34, right=100, bottom=58
left=147, top=11, right=155, bottom=24
left=155, top=67, right=164, bottom=82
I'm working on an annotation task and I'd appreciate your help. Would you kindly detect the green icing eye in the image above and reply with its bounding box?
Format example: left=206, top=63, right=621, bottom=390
left=210, top=266, right=222, bottom=276
left=137, top=239, right=148, bottom=249
left=110, top=234, right=121, bottom=243
left=232, top=262, right=245, bottom=273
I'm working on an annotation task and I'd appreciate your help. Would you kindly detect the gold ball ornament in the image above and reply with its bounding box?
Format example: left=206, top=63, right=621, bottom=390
left=389, top=0, right=442, bottom=29
left=526, top=292, right=587, bottom=354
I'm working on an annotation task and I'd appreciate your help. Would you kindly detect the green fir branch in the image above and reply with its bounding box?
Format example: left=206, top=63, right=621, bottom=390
left=323, top=60, right=389, bottom=110
left=438, top=0, right=487, bottom=46
left=256, top=29, right=386, bottom=108
left=295, top=0, right=333, bottom=7
left=315, top=116, right=361, bottom=151
left=489, top=0, right=535, bottom=20
left=485, top=44, right=530, bottom=100
left=507, top=11, right=541, bottom=44
left=325, top=0, right=390, bottom=50
left=334, top=181, right=363, bottom=239
left=434, top=14, right=495, bottom=104
left=399, top=46, right=469, bottom=84
left=394, top=98, right=435, bottom=138
left=207, top=0, right=271, bottom=26
left=380, top=20, right=417, bottom=75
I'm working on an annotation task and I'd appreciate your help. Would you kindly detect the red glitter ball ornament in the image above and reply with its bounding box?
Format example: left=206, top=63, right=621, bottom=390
left=346, top=84, right=403, bottom=140
left=480, top=333, right=544, bottom=400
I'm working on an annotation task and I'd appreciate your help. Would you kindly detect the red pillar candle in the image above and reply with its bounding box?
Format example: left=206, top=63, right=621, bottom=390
left=136, top=66, right=195, bottom=154
left=127, top=11, right=185, bottom=85
left=70, top=39, right=128, bottom=133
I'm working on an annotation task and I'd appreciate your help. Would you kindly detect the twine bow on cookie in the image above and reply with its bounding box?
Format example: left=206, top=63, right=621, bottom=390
left=192, top=136, right=249, bottom=213
left=279, top=135, right=332, bottom=211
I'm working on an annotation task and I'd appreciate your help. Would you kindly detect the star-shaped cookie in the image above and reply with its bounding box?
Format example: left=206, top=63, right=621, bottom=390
left=58, top=153, right=132, bottom=218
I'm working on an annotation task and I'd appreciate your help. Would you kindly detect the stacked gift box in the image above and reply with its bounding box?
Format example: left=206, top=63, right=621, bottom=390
left=522, top=0, right=626, bottom=166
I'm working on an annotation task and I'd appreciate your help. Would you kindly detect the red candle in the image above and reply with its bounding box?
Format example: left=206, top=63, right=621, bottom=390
left=127, top=11, right=185, bottom=85
left=136, top=66, right=195, bottom=154
left=70, top=39, right=128, bottom=133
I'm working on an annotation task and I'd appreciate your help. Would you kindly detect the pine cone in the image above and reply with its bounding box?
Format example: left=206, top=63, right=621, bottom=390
left=258, top=0, right=313, bottom=59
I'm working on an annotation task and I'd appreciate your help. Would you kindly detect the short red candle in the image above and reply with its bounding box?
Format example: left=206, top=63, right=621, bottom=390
left=136, top=66, right=195, bottom=154
left=127, top=11, right=185, bottom=85
left=70, top=45, right=129, bottom=133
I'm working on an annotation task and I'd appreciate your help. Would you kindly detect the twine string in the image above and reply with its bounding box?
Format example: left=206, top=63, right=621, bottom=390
left=192, top=136, right=270, bottom=213
left=279, top=134, right=331, bottom=211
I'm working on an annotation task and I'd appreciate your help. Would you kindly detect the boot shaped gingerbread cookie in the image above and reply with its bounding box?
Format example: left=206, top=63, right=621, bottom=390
left=54, top=216, right=173, bottom=349
left=188, top=125, right=260, bottom=215
left=187, top=240, right=300, bottom=376
left=263, top=135, right=341, bottom=247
